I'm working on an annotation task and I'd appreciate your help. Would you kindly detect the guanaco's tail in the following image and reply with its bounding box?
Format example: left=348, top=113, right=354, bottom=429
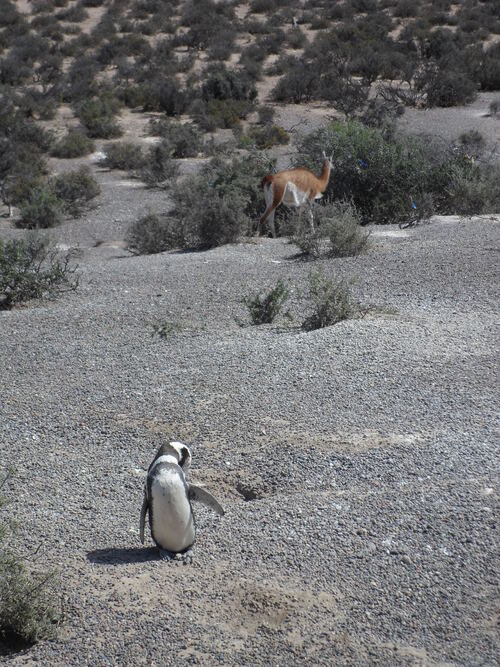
left=261, top=174, right=273, bottom=189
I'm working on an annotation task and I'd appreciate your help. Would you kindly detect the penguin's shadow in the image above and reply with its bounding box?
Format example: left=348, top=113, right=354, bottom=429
left=87, top=547, right=159, bottom=565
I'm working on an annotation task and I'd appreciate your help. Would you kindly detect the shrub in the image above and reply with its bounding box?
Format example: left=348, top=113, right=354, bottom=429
left=0, top=470, right=60, bottom=647
left=0, top=234, right=78, bottom=309
left=201, top=65, right=257, bottom=103
left=99, top=142, right=145, bottom=170
left=393, top=0, right=418, bottom=17
left=51, top=130, right=94, bottom=158
left=0, top=156, right=47, bottom=214
left=238, top=124, right=290, bottom=150
left=50, top=166, right=100, bottom=217
left=442, top=164, right=500, bottom=217
left=172, top=185, right=248, bottom=249
left=478, top=44, right=500, bottom=91
left=148, top=120, right=203, bottom=158
left=57, top=3, right=88, bottom=21
left=424, top=68, right=477, bottom=107
left=141, top=78, right=187, bottom=115
left=489, top=99, right=500, bottom=116
left=296, top=121, right=432, bottom=225
left=287, top=27, right=307, bottom=50
left=170, top=152, right=274, bottom=249
left=302, top=272, right=360, bottom=331
left=179, top=0, right=236, bottom=52
left=290, top=213, right=323, bottom=258
left=320, top=201, right=370, bottom=257
left=127, top=213, right=183, bottom=255
left=207, top=33, right=235, bottom=62
left=16, top=88, right=58, bottom=121
left=458, top=129, right=485, bottom=156
left=257, top=106, right=276, bottom=125
left=271, top=60, right=319, bottom=103
left=290, top=200, right=369, bottom=258
left=77, top=96, right=122, bottom=138
left=140, top=140, right=180, bottom=187
left=17, top=186, right=62, bottom=229
left=243, top=279, right=290, bottom=325
left=191, top=98, right=254, bottom=131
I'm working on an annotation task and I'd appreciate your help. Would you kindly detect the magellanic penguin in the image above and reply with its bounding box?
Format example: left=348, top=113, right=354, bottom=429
left=139, top=441, right=224, bottom=556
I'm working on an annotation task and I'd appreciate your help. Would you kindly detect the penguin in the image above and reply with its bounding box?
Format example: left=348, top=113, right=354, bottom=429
left=139, top=441, right=224, bottom=558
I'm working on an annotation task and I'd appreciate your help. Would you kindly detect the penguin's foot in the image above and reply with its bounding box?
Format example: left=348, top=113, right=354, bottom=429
left=174, top=549, right=193, bottom=565
left=159, top=549, right=174, bottom=561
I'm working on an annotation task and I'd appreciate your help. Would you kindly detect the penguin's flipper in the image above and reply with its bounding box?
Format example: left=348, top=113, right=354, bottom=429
left=188, top=484, right=225, bottom=516
left=139, top=495, right=149, bottom=544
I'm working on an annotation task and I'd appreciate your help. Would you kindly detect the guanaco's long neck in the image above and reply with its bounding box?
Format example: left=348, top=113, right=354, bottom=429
left=318, top=160, right=331, bottom=191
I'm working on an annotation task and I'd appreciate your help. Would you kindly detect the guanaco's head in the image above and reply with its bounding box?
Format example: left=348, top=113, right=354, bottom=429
left=321, top=150, right=334, bottom=168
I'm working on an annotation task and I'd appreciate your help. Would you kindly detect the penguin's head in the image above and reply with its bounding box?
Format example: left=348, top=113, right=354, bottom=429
left=168, top=441, right=192, bottom=469
left=150, top=441, right=192, bottom=471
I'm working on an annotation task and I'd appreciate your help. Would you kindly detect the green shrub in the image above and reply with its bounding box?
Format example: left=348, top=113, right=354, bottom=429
left=0, top=161, right=46, bottom=214
left=17, top=186, right=62, bottom=229
left=290, top=214, right=323, bottom=258
left=126, top=213, right=184, bottom=255
left=148, top=119, right=203, bottom=158
left=302, top=272, right=360, bottom=331
left=141, top=78, right=187, bottom=115
left=117, top=84, right=148, bottom=109
left=51, top=130, right=94, bottom=158
left=238, top=124, right=290, bottom=150
left=243, top=279, right=290, bottom=325
left=290, top=200, right=370, bottom=258
left=424, top=68, right=477, bottom=107
left=99, top=142, right=145, bottom=170
left=140, top=140, right=180, bottom=187
left=0, top=470, right=60, bottom=647
left=171, top=151, right=275, bottom=248
left=57, top=3, right=88, bottom=21
left=77, top=96, right=122, bottom=138
left=271, top=60, right=319, bottom=103
left=478, top=44, right=500, bottom=91
left=489, top=99, right=500, bottom=116
left=201, top=65, right=257, bottom=103
left=257, top=106, right=276, bottom=125
left=179, top=0, right=236, bottom=52
left=50, top=166, right=100, bottom=217
left=296, top=121, right=431, bottom=225
left=192, top=99, right=254, bottom=131
left=321, top=201, right=370, bottom=257
left=442, top=164, right=500, bottom=216
left=287, top=27, right=307, bottom=50
left=0, top=234, right=78, bottom=309
left=458, top=129, right=485, bottom=156
left=172, top=185, right=248, bottom=249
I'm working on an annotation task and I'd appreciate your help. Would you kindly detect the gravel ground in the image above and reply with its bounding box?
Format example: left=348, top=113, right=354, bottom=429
left=1, top=187, right=499, bottom=665
left=1, top=115, right=499, bottom=665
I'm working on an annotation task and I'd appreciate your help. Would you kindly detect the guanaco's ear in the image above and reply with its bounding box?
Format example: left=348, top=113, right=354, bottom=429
left=322, top=150, right=327, bottom=160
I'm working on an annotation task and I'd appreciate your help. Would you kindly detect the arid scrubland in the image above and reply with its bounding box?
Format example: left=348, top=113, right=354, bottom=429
left=0, top=1, right=499, bottom=664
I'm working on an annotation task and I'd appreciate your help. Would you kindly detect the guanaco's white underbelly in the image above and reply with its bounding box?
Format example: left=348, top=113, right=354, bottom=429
left=282, top=182, right=310, bottom=207
left=150, top=469, right=195, bottom=552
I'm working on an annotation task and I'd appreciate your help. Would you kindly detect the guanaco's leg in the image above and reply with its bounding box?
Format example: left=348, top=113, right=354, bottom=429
left=259, top=183, right=283, bottom=238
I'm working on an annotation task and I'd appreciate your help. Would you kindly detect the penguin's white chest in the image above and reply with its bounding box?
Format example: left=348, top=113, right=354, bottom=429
left=150, top=469, right=195, bottom=552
